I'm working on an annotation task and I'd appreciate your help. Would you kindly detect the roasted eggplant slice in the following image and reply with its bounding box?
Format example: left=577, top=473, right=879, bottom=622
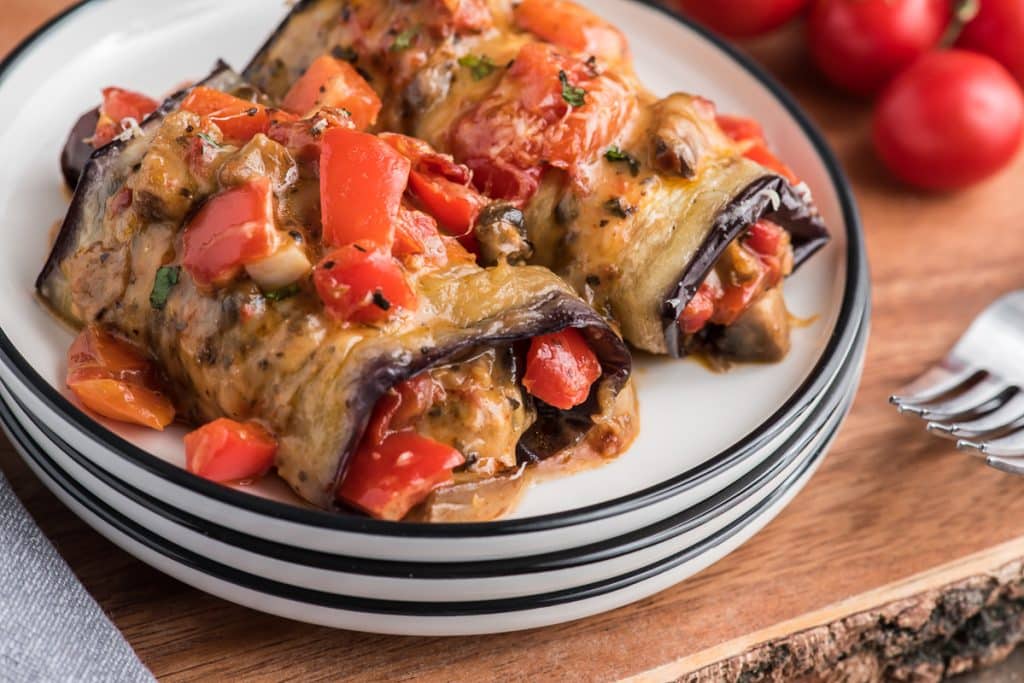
left=39, top=61, right=245, bottom=320
left=244, top=0, right=830, bottom=362
left=38, top=64, right=634, bottom=516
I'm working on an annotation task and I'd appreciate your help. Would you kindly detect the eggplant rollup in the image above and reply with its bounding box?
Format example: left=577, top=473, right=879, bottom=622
left=38, top=65, right=634, bottom=520
left=244, top=0, right=830, bottom=362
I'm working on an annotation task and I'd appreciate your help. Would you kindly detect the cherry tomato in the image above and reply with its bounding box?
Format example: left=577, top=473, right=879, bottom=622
left=314, top=243, right=417, bottom=323
left=676, top=0, right=808, bottom=38
left=807, top=0, right=949, bottom=96
left=181, top=177, right=281, bottom=288
left=956, top=0, right=1024, bottom=87
left=281, top=55, right=382, bottom=129
left=92, top=87, right=159, bottom=148
left=66, top=327, right=175, bottom=431
left=338, top=430, right=464, bottom=520
left=514, top=0, right=629, bottom=63
left=319, top=128, right=411, bottom=248
left=522, top=328, right=601, bottom=410
left=873, top=50, right=1024, bottom=190
left=185, top=419, right=278, bottom=483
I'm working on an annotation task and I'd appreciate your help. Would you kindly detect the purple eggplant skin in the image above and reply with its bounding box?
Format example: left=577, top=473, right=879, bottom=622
left=661, top=175, right=830, bottom=358
left=37, top=61, right=242, bottom=321
left=60, top=108, right=99, bottom=191
left=324, top=292, right=632, bottom=508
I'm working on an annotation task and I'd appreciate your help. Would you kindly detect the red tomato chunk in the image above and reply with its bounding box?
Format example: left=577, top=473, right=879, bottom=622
left=66, top=326, right=175, bottom=431
left=185, top=418, right=278, bottom=483
left=314, top=243, right=417, bottom=323
left=319, top=128, right=411, bottom=248
left=92, top=87, right=159, bottom=148
left=281, top=54, right=382, bottom=130
left=338, top=430, right=464, bottom=520
left=182, top=177, right=280, bottom=288
left=522, top=328, right=601, bottom=410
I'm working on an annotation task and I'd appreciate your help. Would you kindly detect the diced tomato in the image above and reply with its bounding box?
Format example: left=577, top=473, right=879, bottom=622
left=338, top=430, right=464, bottom=520
left=66, top=327, right=175, bottom=431
left=182, top=177, right=281, bottom=288
left=713, top=276, right=766, bottom=328
left=363, top=373, right=444, bottom=446
left=465, top=158, right=543, bottom=203
left=392, top=207, right=448, bottom=264
left=715, top=115, right=765, bottom=145
left=379, top=133, right=472, bottom=185
left=92, top=87, right=160, bottom=148
left=379, top=132, right=486, bottom=241
left=180, top=87, right=294, bottom=143
left=314, top=243, right=416, bottom=323
left=514, top=0, right=629, bottom=63
left=436, top=0, right=493, bottom=32
left=716, top=113, right=799, bottom=184
left=677, top=279, right=723, bottom=336
left=267, top=108, right=354, bottom=164
left=746, top=220, right=783, bottom=257
left=184, top=418, right=278, bottom=483
left=451, top=43, right=634, bottom=202
left=281, top=55, right=381, bottom=130
left=320, top=128, right=411, bottom=248
left=743, top=143, right=799, bottom=184
left=407, top=171, right=486, bottom=239
left=522, top=328, right=602, bottom=410
left=66, top=379, right=175, bottom=431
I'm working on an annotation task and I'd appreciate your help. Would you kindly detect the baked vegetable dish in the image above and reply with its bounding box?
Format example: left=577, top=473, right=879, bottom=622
left=41, top=0, right=834, bottom=521
left=242, top=0, right=830, bottom=362
left=39, top=64, right=635, bottom=521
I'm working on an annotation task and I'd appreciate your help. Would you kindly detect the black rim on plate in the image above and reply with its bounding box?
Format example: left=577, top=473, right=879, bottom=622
left=0, top=385, right=849, bottom=617
left=0, top=310, right=864, bottom=578
left=0, top=0, right=870, bottom=537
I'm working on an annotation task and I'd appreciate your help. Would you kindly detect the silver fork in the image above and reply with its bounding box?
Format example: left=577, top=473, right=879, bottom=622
left=891, top=291, right=1024, bottom=475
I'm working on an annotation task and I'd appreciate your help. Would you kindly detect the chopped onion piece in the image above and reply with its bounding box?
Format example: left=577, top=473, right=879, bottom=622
left=245, top=241, right=312, bottom=291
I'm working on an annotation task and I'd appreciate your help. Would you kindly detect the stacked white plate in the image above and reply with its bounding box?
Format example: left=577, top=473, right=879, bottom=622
left=0, top=0, right=869, bottom=635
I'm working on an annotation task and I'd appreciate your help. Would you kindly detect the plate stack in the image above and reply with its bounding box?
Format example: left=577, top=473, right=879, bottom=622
left=0, top=0, right=869, bottom=635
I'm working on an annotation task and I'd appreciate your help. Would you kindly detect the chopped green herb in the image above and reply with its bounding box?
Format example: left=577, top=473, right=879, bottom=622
left=559, top=70, right=586, bottom=107
left=604, top=197, right=635, bottom=219
left=197, top=132, right=221, bottom=148
left=264, top=283, right=301, bottom=302
left=390, top=25, right=420, bottom=51
left=372, top=291, right=391, bottom=311
left=458, top=54, right=497, bottom=81
left=604, top=146, right=640, bottom=176
left=149, top=266, right=180, bottom=310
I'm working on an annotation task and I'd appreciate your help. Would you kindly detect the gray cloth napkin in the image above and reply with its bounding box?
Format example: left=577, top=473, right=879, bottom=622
left=0, top=470, right=153, bottom=683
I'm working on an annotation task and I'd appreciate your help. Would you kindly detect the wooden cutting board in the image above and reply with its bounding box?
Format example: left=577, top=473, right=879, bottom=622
left=6, top=2, right=1024, bottom=681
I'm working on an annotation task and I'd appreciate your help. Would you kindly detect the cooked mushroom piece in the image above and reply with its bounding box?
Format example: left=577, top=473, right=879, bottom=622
left=713, top=286, right=791, bottom=363
left=649, top=93, right=730, bottom=178
left=474, top=202, right=533, bottom=266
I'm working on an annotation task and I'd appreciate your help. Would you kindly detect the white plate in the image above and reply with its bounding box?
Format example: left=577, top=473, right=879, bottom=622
left=0, top=374, right=853, bottom=633
left=0, top=0, right=866, bottom=558
left=0, top=331, right=858, bottom=600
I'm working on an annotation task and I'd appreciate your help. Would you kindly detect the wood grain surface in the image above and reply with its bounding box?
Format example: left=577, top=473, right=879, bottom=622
left=6, top=1, right=1024, bottom=681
